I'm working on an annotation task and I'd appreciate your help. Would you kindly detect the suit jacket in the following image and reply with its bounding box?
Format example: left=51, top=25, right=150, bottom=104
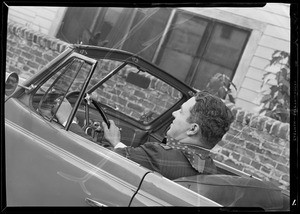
left=114, top=142, right=217, bottom=180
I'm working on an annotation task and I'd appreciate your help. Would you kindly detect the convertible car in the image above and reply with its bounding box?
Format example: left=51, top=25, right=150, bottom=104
left=5, top=44, right=289, bottom=210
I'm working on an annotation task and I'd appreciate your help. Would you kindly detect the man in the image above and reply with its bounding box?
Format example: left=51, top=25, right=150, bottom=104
left=102, top=91, right=235, bottom=180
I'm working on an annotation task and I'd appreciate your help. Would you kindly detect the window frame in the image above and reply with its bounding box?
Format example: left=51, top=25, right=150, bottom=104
left=29, top=53, right=98, bottom=131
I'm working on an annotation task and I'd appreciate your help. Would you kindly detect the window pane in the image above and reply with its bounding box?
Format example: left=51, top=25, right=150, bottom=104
left=89, top=59, right=182, bottom=124
left=166, top=13, right=208, bottom=55
left=159, top=49, right=194, bottom=81
left=192, top=60, right=233, bottom=91
left=158, top=13, right=208, bottom=82
left=203, top=23, right=249, bottom=70
left=122, top=8, right=171, bottom=61
left=32, top=58, right=91, bottom=122
left=56, top=7, right=100, bottom=44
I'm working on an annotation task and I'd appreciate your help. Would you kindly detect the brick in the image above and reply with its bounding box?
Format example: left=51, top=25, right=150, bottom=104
left=6, top=51, right=14, bottom=58
left=30, top=69, right=37, bottom=74
left=221, top=149, right=230, bottom=157
left=249, top=115, right=259, bottom=128
left=112, top=95, right=127, bottom=106
left=35, top=57, right=47, bottom=66
left=131, top=111, right=141, bottom=120
left=212, top=154, right=224, bottom=162
left=224, top=143, right=235, bottom=150
left=236, top=110, right=245, bottom=123
left=227, top=127, right=240, bottom=136
left=138, top=99, right=155, bottom=109
left=134, top=90, right=146, bottom=99
left=265, top=120, right=273, bottom=133
left=153, top=105, right=164, bottom=114
left=250, top=160, right=262, bottom=170
left=282, top=148, right=289, bottom=157
left=20, top=45, right=30, bottom=52
left=224, top=159, right=243, bottom=171
left=278, top=123, right=289, bottom=139
left=22, top=65, right=30, bottom=71
left=127, top=102, right=143, bottom=113
left=217, top=140, right=226, bottom=147
left=270, top=121, right=281, bottom=136
left=17, top=56, right=26, bottom=64
left=258, top=155, right=276, bottom=167
left=241, top=132, right=261, bottom=145
left=230, top=136, right=245, bottom=146
left=224, top=133, right=235, bottom=141
left=273, top=138, right=287, bottom=147
left=257, top=117, right=268, bottom=131
left=281, top=174, right=289, bottom=183
left=231, top=152, right=240, bottom=161
left=245, top=142, right=258, bottom=152
left=240, top=156, right=251, bottom=165
left=233, top=146, right=246, bottom=155
left=26, top=61, right=39, bottom=69
left=8, top=66, right=21, bottom=74
left=263, top=143, right=282, bottom=154
left=261, top=166, right=272, bottom=174
left=276, top=163, right=289, bottom=174
left=30, top=49, right=43, bottom=57
left=244, top=149, right=255, bottom=159
left=43, top=54, right=54, bottom=62
left=261, top=132, right=275, bottom=142
left=231, top=121, right=243, bottom=130
left=21, top=51, right=34, bottom=60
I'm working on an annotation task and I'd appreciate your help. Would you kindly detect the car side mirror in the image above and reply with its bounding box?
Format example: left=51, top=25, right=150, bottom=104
left=5, top=73, right=19, bottom=96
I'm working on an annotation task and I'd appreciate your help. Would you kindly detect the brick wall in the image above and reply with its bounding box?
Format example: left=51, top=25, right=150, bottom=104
left=6, top=22, right=290, bottom=192
left=211, top=102, right=290, bottom=192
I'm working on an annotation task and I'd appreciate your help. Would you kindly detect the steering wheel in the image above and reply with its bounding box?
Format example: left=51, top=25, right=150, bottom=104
left=65, top=90, right=111, bottom=127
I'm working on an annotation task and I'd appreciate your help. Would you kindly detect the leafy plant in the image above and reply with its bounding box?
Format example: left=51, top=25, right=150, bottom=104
left=259, top=50, right=290, bottom=123
left=206, top=73, right=237, bottom=103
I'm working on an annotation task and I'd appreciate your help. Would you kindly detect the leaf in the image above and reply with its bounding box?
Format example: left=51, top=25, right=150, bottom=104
left=228, top=94, right=235, bottom=103
left=261, top=94, right=271, bottom=103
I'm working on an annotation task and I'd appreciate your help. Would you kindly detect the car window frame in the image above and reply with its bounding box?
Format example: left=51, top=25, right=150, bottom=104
left=28, top=52, right=98, bottom=131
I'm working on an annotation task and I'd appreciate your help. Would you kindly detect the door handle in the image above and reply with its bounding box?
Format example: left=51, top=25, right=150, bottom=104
left=85, top=198, right=108, bottom=207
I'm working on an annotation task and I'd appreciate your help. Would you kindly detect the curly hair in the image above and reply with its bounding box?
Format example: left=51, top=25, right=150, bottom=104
left=187, top=91, right=235, bottom=148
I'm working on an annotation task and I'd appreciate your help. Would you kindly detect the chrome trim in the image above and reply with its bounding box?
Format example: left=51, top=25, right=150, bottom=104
left=85, top=198, right=108, bottom=207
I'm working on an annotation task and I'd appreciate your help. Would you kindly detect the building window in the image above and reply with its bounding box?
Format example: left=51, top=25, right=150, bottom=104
left=56, top=7, right=134, bottom=48
left=155, top=10, right=250, bottom=90
left=122, top=8, right=172, bottom=62
left=57, top=8, right=250, bottom=90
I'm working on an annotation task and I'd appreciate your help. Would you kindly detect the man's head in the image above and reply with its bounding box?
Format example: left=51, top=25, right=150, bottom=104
left=167, top=91, right=234, bottom=149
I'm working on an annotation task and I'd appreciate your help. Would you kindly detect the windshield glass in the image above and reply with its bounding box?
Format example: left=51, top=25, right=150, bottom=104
left=87, top=59, right=182, bottom=124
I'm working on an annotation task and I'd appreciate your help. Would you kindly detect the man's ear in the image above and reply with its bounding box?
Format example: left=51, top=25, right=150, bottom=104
left=186, top=123, right=200, bottom=136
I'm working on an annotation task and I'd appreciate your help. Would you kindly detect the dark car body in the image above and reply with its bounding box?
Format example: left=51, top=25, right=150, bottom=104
left=5, top=44, right=289, bottom=209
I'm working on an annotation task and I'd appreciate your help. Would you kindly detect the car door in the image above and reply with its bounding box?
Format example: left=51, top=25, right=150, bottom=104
left=5, top=49, right=150, bottom=206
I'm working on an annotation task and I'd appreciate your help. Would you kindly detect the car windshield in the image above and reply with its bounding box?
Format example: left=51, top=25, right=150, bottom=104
left=86, top=58, right=182, bottom=124
left=32, top=53, right=182, bottom=126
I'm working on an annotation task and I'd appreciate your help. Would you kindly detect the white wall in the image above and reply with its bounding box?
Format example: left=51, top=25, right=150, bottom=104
left=7, top=6, right=67, bottom=37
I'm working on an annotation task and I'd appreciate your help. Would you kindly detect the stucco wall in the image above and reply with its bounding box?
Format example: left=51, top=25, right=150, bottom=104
left=6, top=22, right=290, bottom=192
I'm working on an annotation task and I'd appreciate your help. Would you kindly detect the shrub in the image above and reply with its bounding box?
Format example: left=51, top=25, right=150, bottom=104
left=259, top=50, right=290, bottom=123
left=206, top=73, right=237, bottom=103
